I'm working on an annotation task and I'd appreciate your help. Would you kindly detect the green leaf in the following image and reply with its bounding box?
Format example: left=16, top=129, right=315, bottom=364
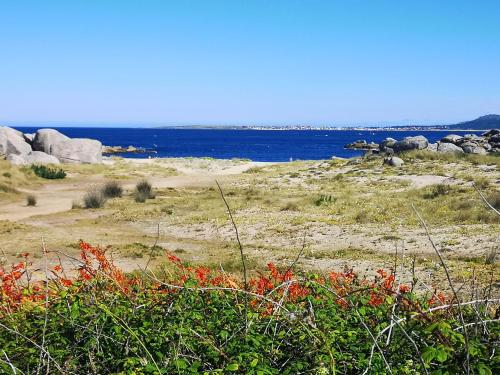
left=250, top=358, right=258, bottom=367
left=175, top=359, right=188, bottom=369
left=435, top=348, right=448, bottom=362
left=422, top=347, right=436, bottom=364
left=226, top=363, right=239, bottom=371
left=477, top=364, right=492, bottom=375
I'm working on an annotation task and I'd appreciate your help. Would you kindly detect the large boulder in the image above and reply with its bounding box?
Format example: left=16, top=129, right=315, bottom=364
left=7, top=151, right=60, bottom=165
left=461, top=142, right=487, bottom=155
left=5, top=154, right=25, bottom=165
left=462, top=134, right=482, bottom=142
left=0, top=126, right=32, bottom=156
left=50, top=138, right=102, bottom=164
left=482, top=129, right=499, bottom=137
left=437, top=142, right=464, bottom=153
left=383, top=156, right=404, bottom=167
left=427, top=143, right=438, bottom=152
left=440, top=134, right=463, bottom=144
left=32, top=129, right=70, bottom=154
left=393, top=135, right=428, bottom=153
left=379, top=137, right=397, bottom=152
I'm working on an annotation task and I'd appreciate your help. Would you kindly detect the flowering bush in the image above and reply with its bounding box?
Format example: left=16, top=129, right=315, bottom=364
left=0, top=242, right=498, bottom=373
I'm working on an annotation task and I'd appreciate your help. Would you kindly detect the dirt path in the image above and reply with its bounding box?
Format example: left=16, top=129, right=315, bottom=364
left=0, top=160, right=273, bottom=221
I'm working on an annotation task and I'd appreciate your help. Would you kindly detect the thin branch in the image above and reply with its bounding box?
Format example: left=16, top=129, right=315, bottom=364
left=284, top=230, right=307, bottom=276
left=473, top=183, right=500, bottom=216
left=0, top=322, right=66, bottom=374
left=144, top=222, right=161, bottom=272
left=215, top=180, right=248, bottom=331
left=411, top=204, right=470, bottom=374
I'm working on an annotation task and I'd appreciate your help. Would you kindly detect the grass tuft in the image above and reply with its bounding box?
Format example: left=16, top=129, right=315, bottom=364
left=135, top=180, right=155, bottom=202
left=26, top=194, right=37, bottom=206
left=83, top=188, right=107, bottom=209
left=101, top=181, right=123, bottom=198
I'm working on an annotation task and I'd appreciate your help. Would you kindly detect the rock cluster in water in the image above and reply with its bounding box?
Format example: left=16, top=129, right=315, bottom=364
left=0, top=126, right=102, bottom=165
left=345, top=129, right=500, bottom=155
left=102, top=145, right=156, bottom=155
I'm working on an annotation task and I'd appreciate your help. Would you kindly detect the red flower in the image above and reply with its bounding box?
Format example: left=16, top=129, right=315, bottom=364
left=376, top=269, right=387, bottom=278
left=60, top=278, right=73, bottom=287
left=168, top=254, right=181, bottom=263
left=399, top=285, right=410, bottom=293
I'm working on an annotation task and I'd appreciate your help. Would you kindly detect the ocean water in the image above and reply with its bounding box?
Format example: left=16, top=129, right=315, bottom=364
left=13, top=127, right=483, bottom=162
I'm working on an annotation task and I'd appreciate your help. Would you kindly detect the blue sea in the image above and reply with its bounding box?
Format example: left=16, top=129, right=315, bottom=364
left=13, top=127, right=482, bottom=162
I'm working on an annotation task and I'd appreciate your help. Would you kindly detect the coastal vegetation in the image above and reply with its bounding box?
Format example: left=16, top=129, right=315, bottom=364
left=0, top=242, right=497, bottom=374
left=0, top=146, right=498, bottom=373
left=31, top=164, right=67, bottom=180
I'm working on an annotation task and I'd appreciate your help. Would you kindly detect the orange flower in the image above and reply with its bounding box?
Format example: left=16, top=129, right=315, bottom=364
left=168, top=254, right=181, bottom=263
left=376, top=269, right=387, bottom=278
left=399, top=285, right=410, bottom=293
left=53, top=265, right=62, bottom=272
left=60, top=278, right=73, bottom=287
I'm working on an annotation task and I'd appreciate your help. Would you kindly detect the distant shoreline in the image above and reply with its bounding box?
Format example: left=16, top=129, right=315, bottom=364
left=159, top=126, right=491, bottom=132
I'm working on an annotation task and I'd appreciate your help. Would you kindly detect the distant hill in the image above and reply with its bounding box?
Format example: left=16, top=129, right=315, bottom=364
left=444, top=114, right=500, bottom=130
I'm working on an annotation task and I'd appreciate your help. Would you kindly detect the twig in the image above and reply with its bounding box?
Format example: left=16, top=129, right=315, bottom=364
left=284, top=230, right=307, bottom=276
left=215, top=180, right=248, bottom=331
left=2, top=350, right=24, bottom=375
left=36, top=237, right=50, bottom=375
left=473, top=183, right=500, bottom=216
left=144, top=222, right=161, bottom=272
left=412, top=204, right=470, bottom=374
left=0, top=322, right=66, bottom=374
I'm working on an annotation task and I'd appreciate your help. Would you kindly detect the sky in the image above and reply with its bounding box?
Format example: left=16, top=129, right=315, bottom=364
left=0, top=0, right=499, bottom=127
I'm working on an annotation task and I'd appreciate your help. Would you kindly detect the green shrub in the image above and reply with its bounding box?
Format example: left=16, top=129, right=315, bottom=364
left=83, top=188, right=107, bottom=208
left=0, top=245, right=497, bottom=374
left=101, top=181, right=123, bottom=198
left=26, top=194, right=37, bottom=206
left=424, top=184, right=452, bottom=199
left=31, top=164, right=66, bottom=179
left=314, top=194, right=335, bottom=206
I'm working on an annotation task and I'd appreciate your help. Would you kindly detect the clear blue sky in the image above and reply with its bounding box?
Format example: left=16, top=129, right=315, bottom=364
left=1, top=0, right=499, bottom=126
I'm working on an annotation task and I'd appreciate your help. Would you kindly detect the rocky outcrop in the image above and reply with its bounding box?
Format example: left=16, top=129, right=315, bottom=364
left=426, top=143, right=438, bottom=152
left=393, top=136, right=429, bottom=152
left=440, top=134, right=462, bottom=144
left=383, top=156, right=404, bottom=167
left=50, top=138, right=102, bottom=164
left=344, top=140, right=379, bottom=150
left=346, top=129, right=499, bottom=156
left=32, top=129, right=71, bottom=154
left=1, top=126, right=102, bottom=164
left=379, top=138, right=397, bottom=152
left=0, top=127, right=33, bottom=156
left=437, top=142, right=464, bottom=153
left=7, top=151, right=60, bottom=165
left=461, top=142, right=487, bottom=155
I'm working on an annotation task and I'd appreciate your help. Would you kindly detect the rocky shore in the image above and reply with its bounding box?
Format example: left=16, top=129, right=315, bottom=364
left=345, top=129, right=500, bottom=156
left=0, top=127, right=102, bottom=165
left=102, top=145, right=157, bottom=155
